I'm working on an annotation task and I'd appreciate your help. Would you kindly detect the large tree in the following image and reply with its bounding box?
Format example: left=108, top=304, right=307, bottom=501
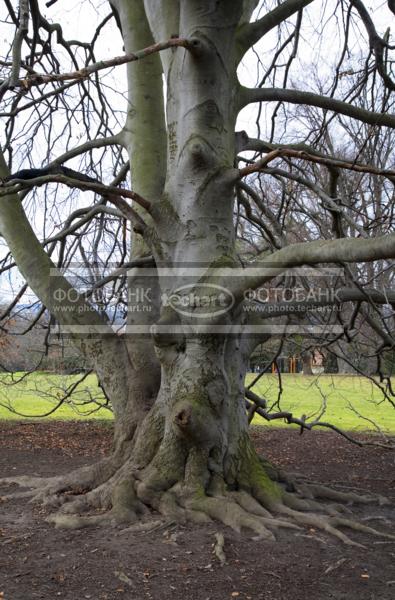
left=0, top=0, right=394, bottom=541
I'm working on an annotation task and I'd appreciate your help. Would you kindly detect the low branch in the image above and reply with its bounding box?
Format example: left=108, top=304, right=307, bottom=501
left=245, top=397, right=394, bottom=449
left=0, top=371, right=93, bottom=419
left=230, top=234, right=395, bottom=301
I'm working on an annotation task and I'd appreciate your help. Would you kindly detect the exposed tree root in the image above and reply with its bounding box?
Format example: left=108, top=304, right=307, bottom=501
left=1, top=451, right=393, bottom=546
left=213, top=532, right=226, bottom=565
left=0, top=453, right=122, bottom=505
left=274, top=504, right=394, bottom=547
left=120, top=519, right=173, bottom=535
left=295, top=482, right=389, bottom=506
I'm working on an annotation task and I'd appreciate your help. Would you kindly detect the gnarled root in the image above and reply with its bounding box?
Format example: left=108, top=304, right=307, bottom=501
left=1, top=443, right=393, bottom=545
left=0, top=452, right=123, bottom=507
left=295, top=482, right=389, bottom=507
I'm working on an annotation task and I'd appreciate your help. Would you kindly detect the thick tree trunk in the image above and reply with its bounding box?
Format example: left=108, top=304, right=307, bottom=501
left=40, top=333, right=284, bottom=536
left=4, top=332, right=388, bottom=544
left=1, top=0, right=393, bottom=545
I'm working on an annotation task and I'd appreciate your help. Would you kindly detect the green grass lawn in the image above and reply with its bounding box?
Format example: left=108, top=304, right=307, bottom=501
left=247, top=373, right=395, bottom=434
left=0, top=372, right=394, bottom=434
left=0, top=372, right=111, bottom=421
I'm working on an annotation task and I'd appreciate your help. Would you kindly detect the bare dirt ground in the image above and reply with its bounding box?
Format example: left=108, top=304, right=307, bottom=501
left=0, top=421, right=394, bottom=600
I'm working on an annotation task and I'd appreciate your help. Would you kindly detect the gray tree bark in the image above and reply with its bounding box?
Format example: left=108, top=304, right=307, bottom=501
left=1, top=0, right=394, bottom=541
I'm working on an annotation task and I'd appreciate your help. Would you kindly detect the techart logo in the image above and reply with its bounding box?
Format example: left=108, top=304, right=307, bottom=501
left=161, top=283, right=234, bottom=319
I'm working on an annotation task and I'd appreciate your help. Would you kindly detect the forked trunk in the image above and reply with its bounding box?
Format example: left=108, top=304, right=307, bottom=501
left=1, top=0, right=393, bottom=545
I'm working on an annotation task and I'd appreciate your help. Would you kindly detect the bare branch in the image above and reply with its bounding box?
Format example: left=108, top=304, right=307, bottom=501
left=236, top=0, right=314, bottom=59
left=0, top=173, right=151, bottom=232
left=10, top=0, right=29, bottom=87
left=3, top=38, right=195, bottom=90
left=231, top=233, right=395, bottom=300
left=240, top=86, right=395, bottom=129
left=245, top=397, right=394, bottom=449
left=239, top=147, right=395, bottom=181
left=350, top=0, right=395, bottom=91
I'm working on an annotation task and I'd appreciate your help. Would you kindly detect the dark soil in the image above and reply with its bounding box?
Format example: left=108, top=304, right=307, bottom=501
left=0, top=421, right=394, bottom=600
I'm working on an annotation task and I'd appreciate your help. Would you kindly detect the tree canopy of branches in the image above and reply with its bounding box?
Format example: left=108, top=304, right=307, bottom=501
left=0, top=0, right=394, bottom=541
